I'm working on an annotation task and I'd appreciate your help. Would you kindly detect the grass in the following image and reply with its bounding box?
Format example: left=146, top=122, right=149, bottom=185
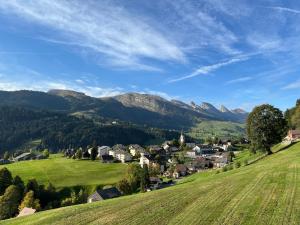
left=5, top=142, right=300, bottom=225
left=188, top=120, right=245, bottom=140
left=0, top=154, right=127, bottom=188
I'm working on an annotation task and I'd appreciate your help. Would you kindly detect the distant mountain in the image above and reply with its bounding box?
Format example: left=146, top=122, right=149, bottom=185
left=0, top=90, right=248, bottom=130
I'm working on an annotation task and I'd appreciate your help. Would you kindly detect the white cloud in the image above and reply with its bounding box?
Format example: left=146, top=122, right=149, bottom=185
left=169, top=57, right=248, bottom=83
left=267, top=6, right=300, bottom=14
left=281, top=80, right=300, bottom=90
left=226, top=76, right=253, bottom=85
left=0, top=0, right=185, bottom=70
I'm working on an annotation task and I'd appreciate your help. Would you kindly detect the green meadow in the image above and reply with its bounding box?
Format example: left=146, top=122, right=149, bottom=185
left=5, top=142, right=300, bottom=225
left=0, top=154, right=127, bottom=188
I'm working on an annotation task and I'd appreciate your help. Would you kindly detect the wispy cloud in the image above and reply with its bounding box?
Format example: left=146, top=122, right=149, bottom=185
left=0, top=0, right=185, bottom=70
left=267, top=6, right=300, bottom=14
left=168, top=57, right=248, bottom=83
left=226, top=76, right=253, bottom=85
left=281, top=80, right=300, bottom=90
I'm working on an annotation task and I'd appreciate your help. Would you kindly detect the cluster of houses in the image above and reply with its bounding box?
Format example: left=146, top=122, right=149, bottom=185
left=65, top=133, right=233, bottom=179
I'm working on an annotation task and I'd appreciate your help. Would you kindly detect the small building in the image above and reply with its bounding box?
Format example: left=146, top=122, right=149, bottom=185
left=139, top=153, right=151, bottom=168
left=0, top=159, right=11, bottom=165
left=162, top=143, right=171, bottom=151
left=115, top=150, right=132, bottom=163
left=192, top=157, right=212, bottom=170
left=186, top=150, right=196, bottom=158
left=100, top=155, right=114, bottom=163
left=13, top=152, right=35, bottom=162
left=87, top=187, right=121, bottom=203
left=129, top=144, right=147, bottom=157
left=286, top=130, right=300, bottom=141
left=169, top=146, right=179, bottom=152
left=173, top=164, right=187, bottom=178
left=185, top=143, right=196, bottom=149
left=112, top=144, right=126, bottom=151
left=108, top=149, right=116, bottom=157
left=213, top=152, right=231, bottom=168
left=18, top=207, right=36, bottom=217
left=98, top=146, right=111, bottom=157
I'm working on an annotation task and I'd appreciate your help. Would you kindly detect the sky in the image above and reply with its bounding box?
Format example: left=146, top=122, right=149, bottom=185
left=0, top=0, right=300, bottom=111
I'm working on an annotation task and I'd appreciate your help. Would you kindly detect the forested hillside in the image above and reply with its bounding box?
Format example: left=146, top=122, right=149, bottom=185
left=0, top=106, right=180, bottom=153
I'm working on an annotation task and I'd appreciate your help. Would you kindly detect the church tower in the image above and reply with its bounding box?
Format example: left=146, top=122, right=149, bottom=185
left=179, top=131, right=185, bottom=145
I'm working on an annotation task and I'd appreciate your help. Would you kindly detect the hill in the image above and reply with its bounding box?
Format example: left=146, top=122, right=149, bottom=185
left=0, top=154, right=126, bottom=188
left=188, top=120, right=246, bottom=140
left=5, top=142, right=300, bottom=225
left=0, top=90, right=248, bottom=130
left=0, top=106, right=181, bottom=153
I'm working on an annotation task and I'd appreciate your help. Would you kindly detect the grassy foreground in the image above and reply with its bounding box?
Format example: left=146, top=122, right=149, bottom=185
left=4, top=142, right=300, bottom=225
left=0, top=154, right=127, bottom=188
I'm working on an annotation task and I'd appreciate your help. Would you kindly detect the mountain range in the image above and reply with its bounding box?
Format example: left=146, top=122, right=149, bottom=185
left=0, top=89, right=247, bottom=130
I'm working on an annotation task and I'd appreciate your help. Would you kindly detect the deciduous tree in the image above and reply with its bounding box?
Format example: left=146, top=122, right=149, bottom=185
left=247, top=104, right=287, bottom=154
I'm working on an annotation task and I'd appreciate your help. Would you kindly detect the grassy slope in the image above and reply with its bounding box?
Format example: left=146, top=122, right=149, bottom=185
left=188, top=120, right=245, bottom=140
left=0, top=154, right=127, bottom=188
left=5, top=142, right=300, bottom=225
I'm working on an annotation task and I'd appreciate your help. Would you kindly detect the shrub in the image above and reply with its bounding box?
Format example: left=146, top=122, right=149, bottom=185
left=235, top=161, right=241, bottom=168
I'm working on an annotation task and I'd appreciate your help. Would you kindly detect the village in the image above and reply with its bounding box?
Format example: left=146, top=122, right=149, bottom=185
left=62, top=132, right=235, bottom=202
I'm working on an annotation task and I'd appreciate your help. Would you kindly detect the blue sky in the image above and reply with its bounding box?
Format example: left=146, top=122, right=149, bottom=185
left=0, top=0, right=300, bottom=111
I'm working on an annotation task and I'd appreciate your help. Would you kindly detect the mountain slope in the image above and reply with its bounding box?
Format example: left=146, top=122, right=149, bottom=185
left=0, top=106, right=181, bottom=153
left=5, top=142, right=300, bottom=225
left=0, top=90, right=248, bottom=130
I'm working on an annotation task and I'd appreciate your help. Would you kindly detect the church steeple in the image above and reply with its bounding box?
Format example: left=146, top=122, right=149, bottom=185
left=179, top=130, right=185, bottom=145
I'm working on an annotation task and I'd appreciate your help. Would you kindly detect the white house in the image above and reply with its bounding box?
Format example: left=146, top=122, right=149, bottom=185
left=186, top=150, right=196, bottom=158
left=139, top=153, right=151, bottom=168
left=109, top=149, right=116, bottom=157
left=129, top=144, right=147, bottom=157
left=115, top=150, right=132, bottom=163
left=98, top=146, right=111, bottom=157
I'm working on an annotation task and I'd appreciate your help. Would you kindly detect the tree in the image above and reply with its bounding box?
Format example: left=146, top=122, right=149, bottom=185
left=13, top=175, right=25, bottom=194
left=247, top=104, right=287, bottom=154
left=291, top=105, right=300, bottom=130
left=117, top=179, right=132, bottom=195
left=19, top=191, right=41, bottom=212
left=3, top=151, right=9, bottom=160
left=140, top=165, right=150, bottom=192
left=0, top=167, right=13, bottom=195
left=0, top=185, right=22, bottom=220
left=75, top=148, right=83, bottom=159
left=90, top=141, right=98, bottom=161
left=25, top=179, right=39, bottom=197
left=43, top=149, right=50, bottom=158
left=125, top=164, right=142, bottom=193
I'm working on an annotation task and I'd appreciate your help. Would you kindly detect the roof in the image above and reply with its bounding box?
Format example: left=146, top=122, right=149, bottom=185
left=290, top=130, right=300, bottom=135
left=18, top=207, right=36, bottom=217
left=99, top=146, right=110, bottom=150
left=112, top=144, right=126, bottom=151
left=175, top=164, right=187, bottom=173
left=14, top=152, right=32, bottom=160
left=93, top=187, right=121, bottom=200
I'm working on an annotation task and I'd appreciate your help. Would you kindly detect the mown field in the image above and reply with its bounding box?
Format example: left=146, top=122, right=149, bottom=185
left=4, top=142, right=300, bottom=225
left=0, top=154, right=127, bottom=188
left=188, top=120, right=245, bottom=140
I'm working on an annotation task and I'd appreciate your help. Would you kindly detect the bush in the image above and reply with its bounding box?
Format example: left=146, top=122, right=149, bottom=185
left=235, top=161, right=241, bottom=168
left=222, top=166, right=228, bottom=172
left=227, top=164, right=233, bottom=170
left=244, top=159, right=249, bottom=166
